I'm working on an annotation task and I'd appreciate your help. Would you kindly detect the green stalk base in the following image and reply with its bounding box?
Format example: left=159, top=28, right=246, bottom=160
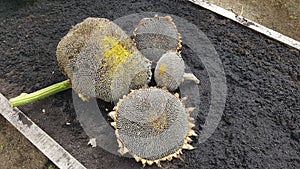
left=9, top=79, right=71, bottom=107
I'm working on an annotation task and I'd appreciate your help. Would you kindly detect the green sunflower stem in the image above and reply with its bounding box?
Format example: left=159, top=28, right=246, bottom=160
left=9, top=79, right=71, bottom=107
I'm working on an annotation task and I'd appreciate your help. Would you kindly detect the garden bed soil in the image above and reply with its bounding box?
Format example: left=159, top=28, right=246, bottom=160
left=0, top=0, right=299, bottom=169
left=0, top=115, right=48, bottom=169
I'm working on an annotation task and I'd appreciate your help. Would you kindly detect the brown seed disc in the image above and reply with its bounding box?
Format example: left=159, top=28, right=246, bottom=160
left=109, top=87, right=196, bottom=166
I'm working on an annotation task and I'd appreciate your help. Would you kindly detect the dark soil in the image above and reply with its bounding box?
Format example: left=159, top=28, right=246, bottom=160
left=0, top=0, right=299, bottom=169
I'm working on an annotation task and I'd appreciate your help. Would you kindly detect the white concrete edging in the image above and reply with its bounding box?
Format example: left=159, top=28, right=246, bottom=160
left=0, top=93, right=86, bottom=169
left=189, top=0, right=300, bottom=50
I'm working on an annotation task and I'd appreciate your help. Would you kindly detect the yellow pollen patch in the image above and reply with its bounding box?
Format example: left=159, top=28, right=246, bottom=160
left=157, top=63, right=166, bottom=75
left=145, top=111, right=168, bottom=132
left=102, top=36, right=132, bottom=68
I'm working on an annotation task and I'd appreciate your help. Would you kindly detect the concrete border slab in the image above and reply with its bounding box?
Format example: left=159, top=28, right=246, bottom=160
left=188, top=0, right=300, bottom=50
left=0, top=93, right=86, bottom=169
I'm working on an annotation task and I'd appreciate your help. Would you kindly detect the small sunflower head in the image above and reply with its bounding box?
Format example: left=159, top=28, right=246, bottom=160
left=133, top=15, right=182, bottom=67
left=154, top=51, right=185, bottom=91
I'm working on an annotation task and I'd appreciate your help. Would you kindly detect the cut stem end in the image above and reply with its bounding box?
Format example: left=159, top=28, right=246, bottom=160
left=9, top=79, right=71, bottom=107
